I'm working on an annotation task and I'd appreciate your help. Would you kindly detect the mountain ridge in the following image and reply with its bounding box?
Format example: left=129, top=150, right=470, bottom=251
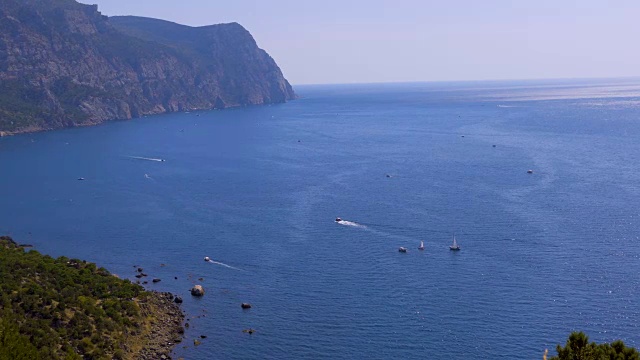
left=0, top=0, right=295, bottom=135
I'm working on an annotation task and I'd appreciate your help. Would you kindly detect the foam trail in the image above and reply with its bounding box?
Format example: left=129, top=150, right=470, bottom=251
left=337, top=220, right=366, bottom=228
left=127, top=156, right=164, bottom=162
left=208, top=259, right=242, bottom=271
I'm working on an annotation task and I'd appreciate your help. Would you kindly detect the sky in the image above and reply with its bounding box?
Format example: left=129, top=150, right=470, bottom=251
left=78, top=0, right=640, bottom=85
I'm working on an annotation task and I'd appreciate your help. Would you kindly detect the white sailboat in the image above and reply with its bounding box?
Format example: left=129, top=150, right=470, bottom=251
left=449, top=233, right=461, bottom=251
left=418, top=241, right=425, bottom=250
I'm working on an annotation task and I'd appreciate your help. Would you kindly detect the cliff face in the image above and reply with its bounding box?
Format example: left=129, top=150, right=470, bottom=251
left=0, top=0, right=295, bottom=134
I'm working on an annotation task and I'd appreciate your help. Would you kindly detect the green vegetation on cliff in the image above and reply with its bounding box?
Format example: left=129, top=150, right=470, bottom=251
left=0, top=236, right=166, bottom=359
left=551, top=331, right=638, bottom=360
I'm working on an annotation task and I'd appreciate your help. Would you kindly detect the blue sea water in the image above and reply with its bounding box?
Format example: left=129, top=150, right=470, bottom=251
left=1, top=78, right=640, bottom=359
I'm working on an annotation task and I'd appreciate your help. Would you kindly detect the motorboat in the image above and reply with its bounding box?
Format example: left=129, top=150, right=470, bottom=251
left=204, top=256, right=210, bottom=262
left=335, top=217, right=342, bottom=222
left=418, top=241, right=425, bottom=250
left=398, top=247, right=407, bottom=253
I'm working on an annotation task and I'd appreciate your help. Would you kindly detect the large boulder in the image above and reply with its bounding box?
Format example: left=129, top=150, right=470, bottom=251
left=191, top=285, right=205, bottom=297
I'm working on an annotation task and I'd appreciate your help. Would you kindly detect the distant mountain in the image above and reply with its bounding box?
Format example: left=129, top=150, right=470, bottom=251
left=0, top=0, right=295, bottom=134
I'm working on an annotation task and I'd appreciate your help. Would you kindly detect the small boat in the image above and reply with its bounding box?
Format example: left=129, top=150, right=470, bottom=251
left=204, top=256, right=210, bottom=262
left=449, top=234, right=461, bottom=251
left=77, top=177, right=85, bottom=181
left=527, top=169, right=533, bottom=174
left=418, top=241, right=425, bottom=250
left=335, top=217, right=342, bottom=222
left=398, top=247, right=407, bottom=253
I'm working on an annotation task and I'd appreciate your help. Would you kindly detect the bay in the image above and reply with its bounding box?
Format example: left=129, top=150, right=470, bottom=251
left=1, top=78, right=639, bottom=359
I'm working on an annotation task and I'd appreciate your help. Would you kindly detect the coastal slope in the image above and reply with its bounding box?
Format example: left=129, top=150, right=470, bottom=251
left=0, top=236, right=184, bottom=359
left=0, top=0, right=295, bottom=134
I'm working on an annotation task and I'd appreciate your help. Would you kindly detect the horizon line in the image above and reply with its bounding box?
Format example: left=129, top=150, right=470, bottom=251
left=291, top=75, right=640, bottom=87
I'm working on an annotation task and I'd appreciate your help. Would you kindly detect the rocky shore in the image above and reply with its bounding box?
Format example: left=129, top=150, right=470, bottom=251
left=130, top=291, right=186, bottom=360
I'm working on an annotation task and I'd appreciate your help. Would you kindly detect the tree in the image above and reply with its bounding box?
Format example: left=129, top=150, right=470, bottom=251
left=0, top=316, right=40, bottom=360
left=551, top=331, right=639, bottom=360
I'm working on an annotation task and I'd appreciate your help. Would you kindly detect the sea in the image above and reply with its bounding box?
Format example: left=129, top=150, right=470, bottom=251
left=1, top=78, right=639, bottom=359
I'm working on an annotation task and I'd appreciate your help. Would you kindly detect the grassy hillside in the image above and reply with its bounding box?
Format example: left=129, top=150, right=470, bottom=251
left=0, top=236, right=182, bottom=360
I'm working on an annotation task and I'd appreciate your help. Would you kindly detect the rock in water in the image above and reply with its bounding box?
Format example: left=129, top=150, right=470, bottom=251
left=191, top=285, right=205, bottom=297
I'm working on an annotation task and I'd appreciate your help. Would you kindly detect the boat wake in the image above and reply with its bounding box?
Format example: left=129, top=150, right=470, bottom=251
left=497, top=104, right=518, bottom=108
left=207, top=259, right=242, bottom=271
left=336, top=220, right=366, bottom=228
left=127, top=156, right=165, bottom=162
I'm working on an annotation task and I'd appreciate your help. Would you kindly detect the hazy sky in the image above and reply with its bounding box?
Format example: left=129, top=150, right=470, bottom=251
left=78, top=0, right=640, bottom=85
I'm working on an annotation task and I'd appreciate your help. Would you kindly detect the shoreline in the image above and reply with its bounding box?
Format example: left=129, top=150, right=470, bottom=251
left=132, top=291, right=186, bottom=360
left=0, top=98, right=295, bottom=137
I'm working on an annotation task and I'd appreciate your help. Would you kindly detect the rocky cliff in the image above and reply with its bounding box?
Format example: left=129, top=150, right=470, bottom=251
left=0, top=0, right=295, bottom=134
